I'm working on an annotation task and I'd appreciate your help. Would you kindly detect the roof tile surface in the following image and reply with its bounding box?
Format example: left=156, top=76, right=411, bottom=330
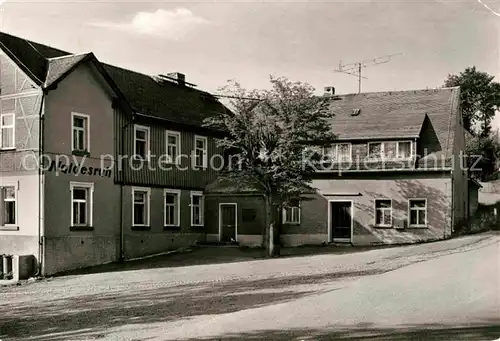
left=0, top=31, right=227, bottom=126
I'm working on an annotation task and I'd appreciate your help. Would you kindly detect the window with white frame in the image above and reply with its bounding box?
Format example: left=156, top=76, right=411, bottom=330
left=166, top=130, right=181, bottom=164
left=164, top=189, right=180, bottom=227
left=0, top=113, right=15, bottom=149
left=134, top=125, right=150, bottom=160
left=190, top=191, right=204, bottom=226
left=409, top=199, right=427, bottom=227
left=374, top=199, right=392, bottom=227
left=322, top=143, right=352, bottom=162
left=70, top=182, right=94, bottom=226
left=283, top=200, right=301, bottom=224
left=0, top=184, right=17, bottom=226
left=368, top=141, right=412, bottom=160
left=132, top=188, right=150, bottom=226
left=72, top=113, right=89, bottom=152
left=397, top=141, right=412, bottom=159
left=194, top=136, right=208, bottom=168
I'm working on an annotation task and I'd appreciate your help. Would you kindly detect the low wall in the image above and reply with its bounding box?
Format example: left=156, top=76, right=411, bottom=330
left=43, top=235, right=119, bottom=275
left=280, top=234, right=329, bottom=247
left=124, top=232, right=204, bottom=260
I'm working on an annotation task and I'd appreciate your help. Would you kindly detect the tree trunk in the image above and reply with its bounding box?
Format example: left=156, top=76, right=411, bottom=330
left=264, top=194, right=280, bottom=257
left=274, top=204, right=282, bottom=255
left=269, top=221, right=275, bottom=257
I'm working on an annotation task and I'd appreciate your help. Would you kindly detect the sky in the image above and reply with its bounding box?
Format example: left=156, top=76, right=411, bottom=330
left=0, top=0, right=498, bottom=97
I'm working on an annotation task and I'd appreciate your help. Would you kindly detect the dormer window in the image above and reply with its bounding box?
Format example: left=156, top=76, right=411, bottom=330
left=368, top=141, right=412, bottom=160
left=322, top=143, right=352, bottom=162
left=398, top=141, right=412, bottom=159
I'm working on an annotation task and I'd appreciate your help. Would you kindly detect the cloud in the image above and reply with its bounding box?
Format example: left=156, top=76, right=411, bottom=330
left=88, top=8, right=210, bottom=40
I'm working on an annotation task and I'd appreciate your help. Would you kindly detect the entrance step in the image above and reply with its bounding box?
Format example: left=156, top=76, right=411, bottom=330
left=328, top=242, right=353, bottom=247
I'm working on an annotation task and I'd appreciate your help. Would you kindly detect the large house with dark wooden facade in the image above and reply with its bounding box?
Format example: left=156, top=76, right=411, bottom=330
left=0, top=31, right=227, bottom=275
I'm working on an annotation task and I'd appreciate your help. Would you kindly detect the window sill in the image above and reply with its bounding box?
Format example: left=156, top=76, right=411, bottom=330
left=0, top=225, right=19, bottom=231
left=321, top=160, right=353, bottom=164
left=190, top=224, right=204, bottom=229
left=131, top=225, right=151, bottom=231
left=70, top=225, right=94, bottom=231
left=164, top=225, right=181, bottom=231
left=283, top=222, right=301, bottom=225
left=0, top=147, right=16, bottom=151
left=72, top=150, right=90, bottom=157
left=366, top=157, right=413, bottom=162
left=407, top=225, right=428, bottom=229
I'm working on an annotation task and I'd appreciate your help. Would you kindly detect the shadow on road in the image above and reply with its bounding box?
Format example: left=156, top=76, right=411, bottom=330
left=0, top=270, right=379, bottom=340
left=51, top=245, right=394, bottom=278
left=50, top=232, right=499, bottom=279
left=184, top=323, right=500, bottom=341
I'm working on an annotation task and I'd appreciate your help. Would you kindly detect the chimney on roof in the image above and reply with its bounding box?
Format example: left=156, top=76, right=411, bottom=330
left=324, top=86, right=335, bottom=96
left=166, top=72, right=186, bottom=86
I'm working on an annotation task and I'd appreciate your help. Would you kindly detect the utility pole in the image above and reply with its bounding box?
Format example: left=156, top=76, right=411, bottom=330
left=334, top=53, right=403, bottom=93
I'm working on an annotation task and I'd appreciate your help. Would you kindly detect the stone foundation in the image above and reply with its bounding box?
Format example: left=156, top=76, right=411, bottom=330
left=43, top=235, right=119, bottom=275
left=124, top=232, right=204, bottom=260
left=280, top=234, right=329, bottom=246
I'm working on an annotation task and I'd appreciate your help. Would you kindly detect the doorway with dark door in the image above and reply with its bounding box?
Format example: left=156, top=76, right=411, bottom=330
left=329, top=201, right=353, bottom=243
left=219, top=203, right=238, bottom=242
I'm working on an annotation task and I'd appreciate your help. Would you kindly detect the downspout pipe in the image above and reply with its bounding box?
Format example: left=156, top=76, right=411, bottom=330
left=119, top=106, right=135, bottom=262
left=37, top=90, right=47, bottom=277
left=449, top=169, right=454, bottom=238
left=119, top=170, right=124, bottom=262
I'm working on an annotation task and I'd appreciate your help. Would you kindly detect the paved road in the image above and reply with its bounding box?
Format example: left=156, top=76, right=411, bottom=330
left=1, top=232, right=499, bottom=340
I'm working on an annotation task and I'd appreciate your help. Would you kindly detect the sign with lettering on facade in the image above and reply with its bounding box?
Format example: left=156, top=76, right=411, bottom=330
left=42, top=157, right=112, bottom=178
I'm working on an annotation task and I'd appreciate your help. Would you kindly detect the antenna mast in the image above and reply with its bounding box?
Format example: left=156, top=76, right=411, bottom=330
left=334, top=53, right=403, bottom=93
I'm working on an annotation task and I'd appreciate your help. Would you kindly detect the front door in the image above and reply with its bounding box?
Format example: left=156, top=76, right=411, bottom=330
left=220, top=204, right=237, bottom=242
left=330, top=201, right=352, bottom=242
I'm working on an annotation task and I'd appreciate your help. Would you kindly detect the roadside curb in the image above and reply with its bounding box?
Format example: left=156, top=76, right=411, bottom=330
left=125, top=247, right=193, bottom=262
left=0, top=277, right=43, bottom=288
left=0, top=279, right=19, bottom=288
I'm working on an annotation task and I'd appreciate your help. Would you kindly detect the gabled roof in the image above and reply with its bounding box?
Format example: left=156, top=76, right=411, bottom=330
left=329, top=111, right=427, bottom=140
left=0, top=31, right=68, bottom=84
left=0, top=31, right=228, bottom=127
left=326, top=87, right=461, bottom=159
left=45, top=53, right=91, bottom=87
left=102, top=64, right=227, bottom=127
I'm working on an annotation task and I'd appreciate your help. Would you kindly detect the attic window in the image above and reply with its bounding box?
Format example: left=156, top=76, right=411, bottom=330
left=351, top=109, right=361, bottom=116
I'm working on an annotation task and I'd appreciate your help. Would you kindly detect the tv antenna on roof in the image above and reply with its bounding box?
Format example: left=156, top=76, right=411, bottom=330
left=334, top=53, right=403, bottom=94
